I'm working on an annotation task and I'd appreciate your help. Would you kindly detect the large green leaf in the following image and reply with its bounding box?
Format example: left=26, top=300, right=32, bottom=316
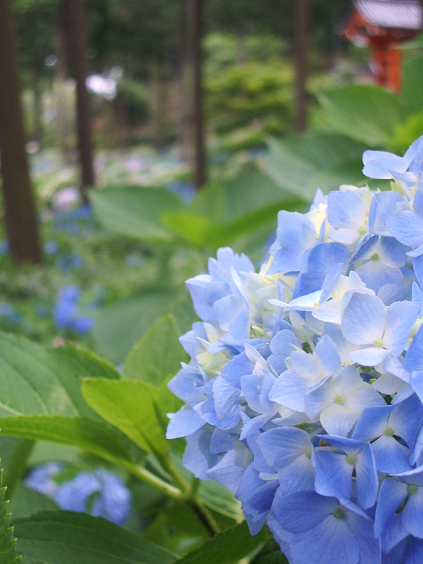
left=0, top=333, right=131, bottom=464
left=319, top=85, right=404, bottom=146
left=89, top=186, right=182, bottom=243
left=0, top=416, right=131, bottom=464
left=402, top=52, right=423, bottom=115
left=221, top=170, right=296, bottom=220
left=124, top=316, right=187, bottom=385
left=197, top=481, right=241, bottom=521
left=81, top=379, right=170, bottom=456
left=250, top=540, right=289, bottom=564
left=14, top=511, right=177, bottom=564
left=267, top=134, right=366, bottom=201
left=50, top=344, right=121, bottom=381
left=10, top=485, right=59, bottom=521
left=0, top=333, right=112, bottom=420
left=177, top=521, right=269, bottom=564
left=93, top=290, right=180, bottom=366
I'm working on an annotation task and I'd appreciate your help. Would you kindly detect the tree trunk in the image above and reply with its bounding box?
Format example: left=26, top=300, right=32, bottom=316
left=294, top=0, right=308, bottom=133
left=177, top=18, right=189, bottom=162
left=33, top=76, right=43, bottom=147
left=188, top=0, right=207, bottom=188
left=56, top=5, right=72, bottom=165
left=64, top=0, right=95, bottom=197
left=0, top=0, right=43, bottom=264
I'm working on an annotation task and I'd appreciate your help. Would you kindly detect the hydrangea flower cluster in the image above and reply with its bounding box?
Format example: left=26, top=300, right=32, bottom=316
left=167, top=135, right=423, bottom=564
left=54, top=286, right=94, bottom=334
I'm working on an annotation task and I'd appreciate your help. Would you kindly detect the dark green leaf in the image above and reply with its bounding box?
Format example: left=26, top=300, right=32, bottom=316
left=124, top=316, right=186, bottom=386
left=319, top=85, right=404, bottom=146
left=10, top=485, right=59, bottom=521
left=89, top=186, right=182, bottom=243
left=14, top=511, right=177, bottom=564
left=250, top=539, right=289, bottom=564
left=177, top=521, right=269, bottom=564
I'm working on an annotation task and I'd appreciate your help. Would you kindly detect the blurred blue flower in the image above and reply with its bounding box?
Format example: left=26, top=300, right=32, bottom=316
left=0, top=241, right=9, bottom=255
left=25, top=463, right=64, bottom=497
left=54, top=286, right=93, bottom=334
left=26, top=465, right=131, bottom=525
left=44, top=240, right=59, bottom=255
left=168, top=181, right=196, bottom=203
left=54, top=469, right=131, bottom=525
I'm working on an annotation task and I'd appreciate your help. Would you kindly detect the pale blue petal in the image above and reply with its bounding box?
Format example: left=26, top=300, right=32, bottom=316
left=383, top=301, right=419, bottom=356
left=274, top=490, right=338, bottom=533
left=289, top=515, right=360, bottom=564
left=355, top=261, right=403, bottom=294
left=412, top=282, right=423, bottom=314
left=166, top=408, right=204, bottom=439
left=314, top=334, right=342, bottom=377
left=349, top=347, right=389, bottom=366
left=327, top=190, right=366, bottom=229
left=315, top=451, right=353, bottom=500
left=404, top=325, right=423, bottom=373
left=269, top=370, right=310, bottom=412
left=375, top=477, right=408, bottom=537
left=206, top=450, right=246, bottom=492
left=305, top=377, right=334, bottom=419
left=353, top=405, right=393, bottom=441
left=371, top=191, right=406, bottom=236
left=341, top=293, right=386, bottom=345
left=278, top=454, right=316, bottom=496
left=257, top=427, right=312, bottom=469
left=213, top=377, right=240, bottom=420
left=355, top=442, right=378, bottom=509
left=401, top=488, right=423, bottom=538
left=321, top=403, right=360, bottom=437
left=371, top=435, right=413, bottom=473
left=386, top=211, right=423, bottom=248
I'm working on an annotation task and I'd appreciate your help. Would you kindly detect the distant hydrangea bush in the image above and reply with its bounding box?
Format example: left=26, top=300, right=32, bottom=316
left=166, top=135, right=423, bottom=564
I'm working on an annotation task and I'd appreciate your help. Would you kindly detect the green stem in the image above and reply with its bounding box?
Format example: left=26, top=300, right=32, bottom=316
left=3, top=439, right=35, bottom=501
left=121, top=460, right=184, bottom=500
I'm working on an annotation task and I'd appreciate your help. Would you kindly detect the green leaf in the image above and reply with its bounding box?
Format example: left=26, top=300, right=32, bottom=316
left=93, top=290, right=180, bottom=366
left=161, top=213, right=212, bottom=248
left=81, top=379, right=169, bottom=456
left=50, top=345, right=121, bottom=381
left=124, top=316, right=187, bottom=386
left=89, top=186, right=182, bottom=243
left=221, top=170, right=295, bottom=220
left=267, top=134, right=366, bottom=201
left=319, top=85, right=404, bottom=146
left=250, top=539, right=289, bottom=564
left=186, top=183, right=226, bottom=222
left=0, top=467, right=21, bottom=563
left=197, top=481, right=241, bottom=521
left=10, top=485, right=59, bottom=521
left=14, top=511, right=177, bottom=564
left=176, top=521, right=269, bottom=564
left=0, top=332, right=109, bottom=420
left=0, top=416, right=131, bottom=465
left=402, top=52, right=423, bottom=115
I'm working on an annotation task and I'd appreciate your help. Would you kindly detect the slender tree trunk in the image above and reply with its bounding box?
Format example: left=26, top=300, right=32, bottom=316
left=294, top=0, right=308, bottom=133
left=56, top=5, right=72, bottom=165
left=177, top=18, right=189, bottom=162
left=0, top=0, right=43, bottom=264
left=188, top=0, right=206, bottom=188
left=33, top=76, right=43, bottom=147
left=64, top=0, right=95, bottom=197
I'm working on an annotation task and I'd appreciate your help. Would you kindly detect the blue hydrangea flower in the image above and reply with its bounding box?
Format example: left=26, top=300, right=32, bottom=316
left=166, top=135, right=423, bottom=563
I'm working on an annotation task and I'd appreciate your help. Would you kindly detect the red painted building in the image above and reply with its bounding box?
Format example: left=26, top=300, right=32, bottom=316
left=339, top=0, right=423, bottom=92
